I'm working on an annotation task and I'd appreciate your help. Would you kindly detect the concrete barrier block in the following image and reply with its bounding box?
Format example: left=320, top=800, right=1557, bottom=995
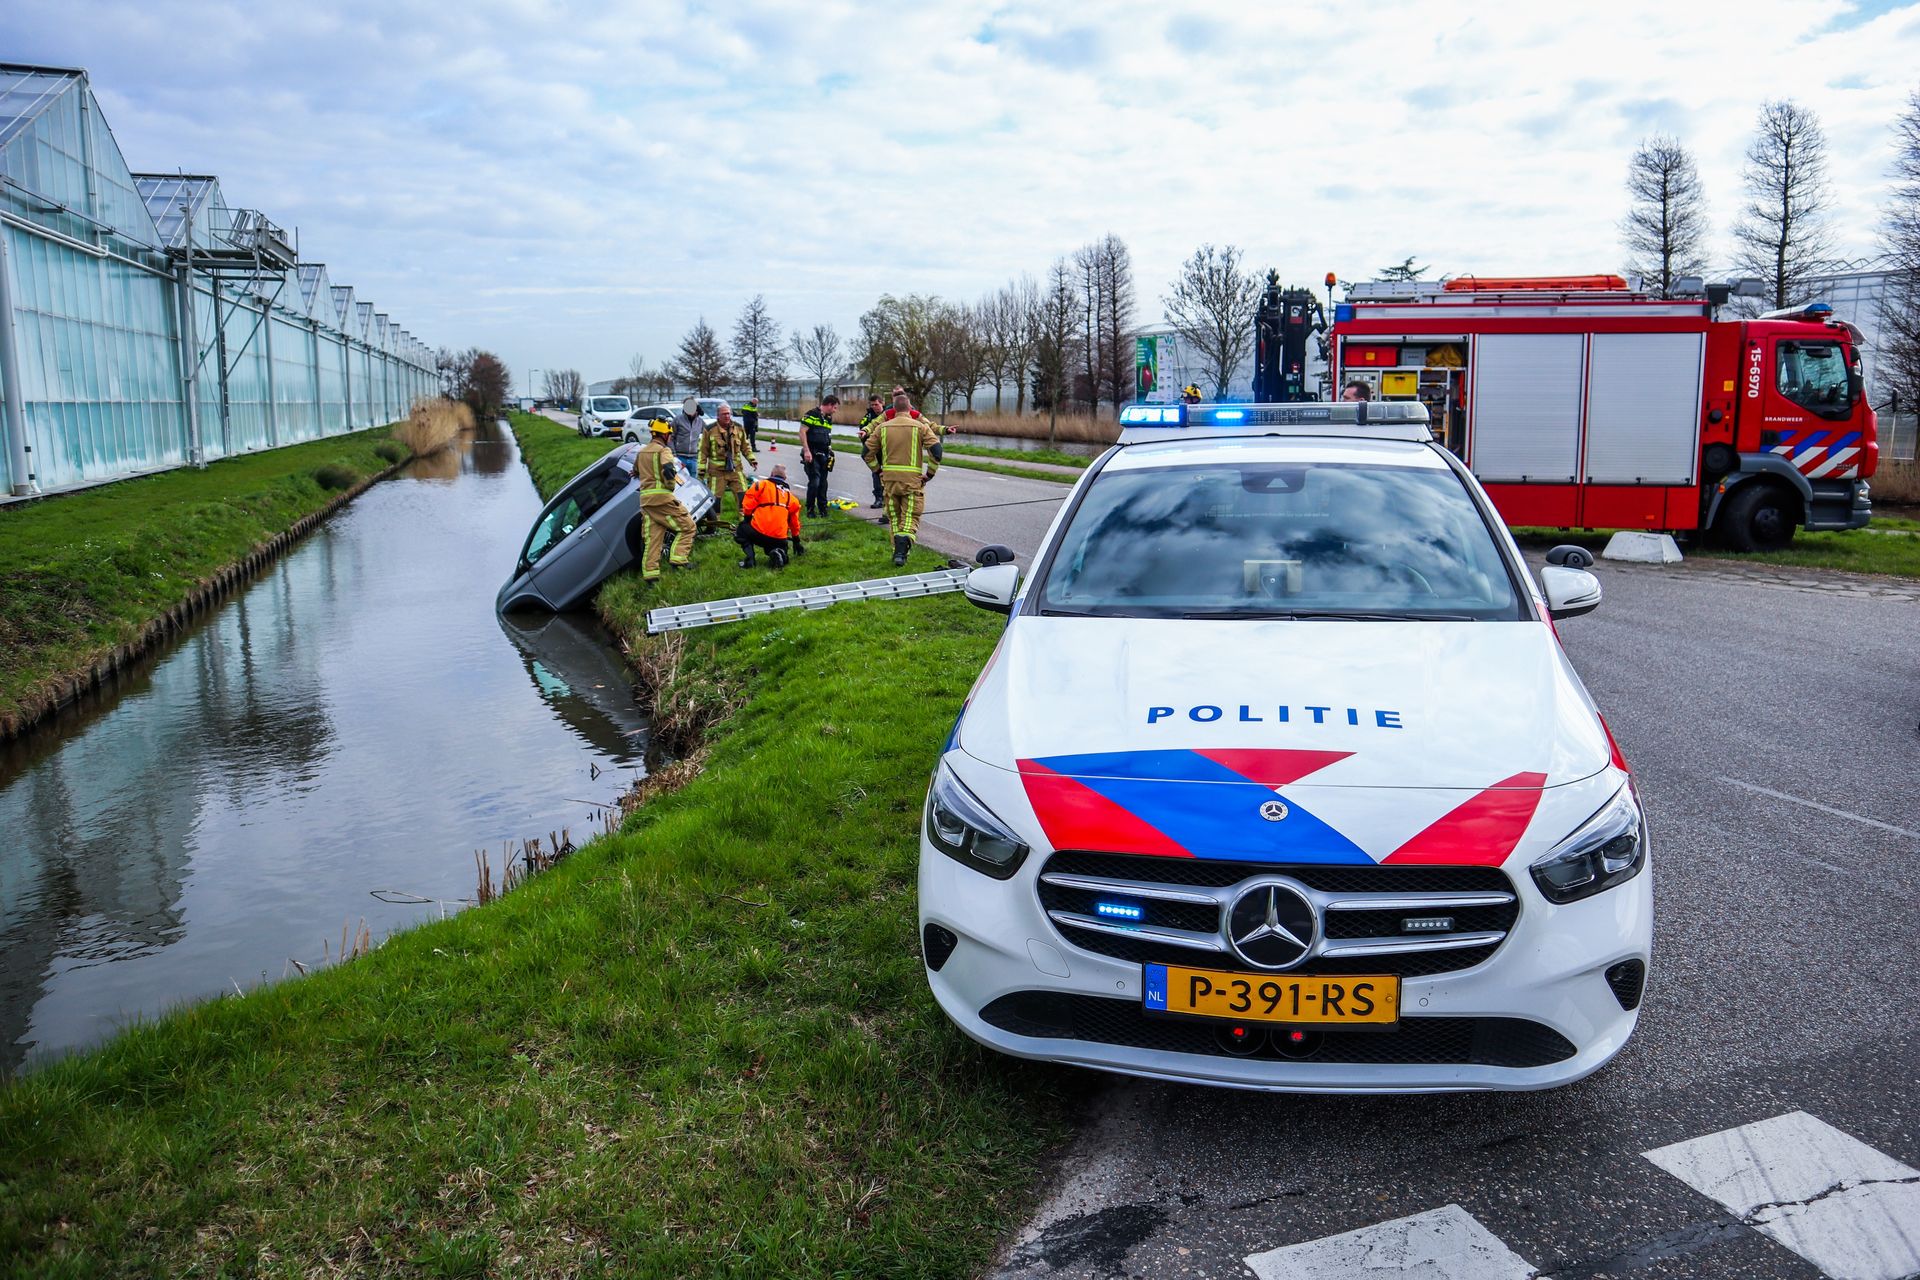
left=1602, top=531, right=1684, bottom=564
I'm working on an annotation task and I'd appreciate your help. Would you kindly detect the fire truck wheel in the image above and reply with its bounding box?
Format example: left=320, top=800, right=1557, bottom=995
left=1719, top=482, right=1798, bottom=552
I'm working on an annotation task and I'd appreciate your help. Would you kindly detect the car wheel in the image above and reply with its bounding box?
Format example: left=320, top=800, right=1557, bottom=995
left=1717, top=481, right=1797, bottom=552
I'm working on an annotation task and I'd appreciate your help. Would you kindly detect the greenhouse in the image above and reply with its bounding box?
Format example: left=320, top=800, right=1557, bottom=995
left=0, top=63, right=436, bottom=498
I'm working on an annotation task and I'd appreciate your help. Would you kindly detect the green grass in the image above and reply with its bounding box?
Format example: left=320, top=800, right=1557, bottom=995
left=0, top=427, right=403, bottom=730
left=939, top=443, right=1093, bottom=469
left=0, top=415, right=1069, bottom=1277
left=1511, top=521, right=1920, bottom=578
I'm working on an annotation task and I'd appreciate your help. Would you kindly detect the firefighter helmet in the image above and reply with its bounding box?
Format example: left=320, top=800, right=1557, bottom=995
left=1181, top=384, right=1203, bottom=403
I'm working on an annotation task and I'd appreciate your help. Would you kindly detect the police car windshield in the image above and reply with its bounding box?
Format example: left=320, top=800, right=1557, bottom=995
left=1036, top=462, right=1523, bottom=621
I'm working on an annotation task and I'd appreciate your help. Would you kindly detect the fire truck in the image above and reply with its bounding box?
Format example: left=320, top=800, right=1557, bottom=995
left=1324, top=276, right=1877, bottom=549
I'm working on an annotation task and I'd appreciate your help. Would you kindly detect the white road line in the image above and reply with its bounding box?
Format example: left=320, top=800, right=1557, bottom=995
left=1244, top=1204, right=1537, bottom=1280
left=1715, top=777, right=1920, bottom=840
left=1644, top=1111, right=1920, bottom=1280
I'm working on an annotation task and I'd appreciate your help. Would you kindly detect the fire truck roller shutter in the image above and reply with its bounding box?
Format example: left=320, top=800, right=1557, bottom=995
left=1469, top=334, right=1584, bottom=483
left=1583, top=333, right=1704, bottom=485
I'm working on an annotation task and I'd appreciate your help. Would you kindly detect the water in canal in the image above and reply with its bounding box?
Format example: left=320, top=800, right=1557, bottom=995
left=0, top=421, right=647, bottom=1073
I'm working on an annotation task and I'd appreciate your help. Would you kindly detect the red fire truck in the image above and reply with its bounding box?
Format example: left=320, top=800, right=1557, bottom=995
left=1327, top=275, right=1877, bottom=549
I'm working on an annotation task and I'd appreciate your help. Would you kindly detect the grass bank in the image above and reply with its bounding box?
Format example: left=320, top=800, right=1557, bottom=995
left=0, top=426, right=409, bottom=737
left=0, top=414, right=1068, bottom=1276
left=1513, top=515, right=1920, bottom=579
left=760, top=430, right=1080, bottom=485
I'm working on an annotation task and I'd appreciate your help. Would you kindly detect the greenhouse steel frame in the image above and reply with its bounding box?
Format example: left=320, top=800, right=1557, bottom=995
left=0, top=63, right=436, bottom=498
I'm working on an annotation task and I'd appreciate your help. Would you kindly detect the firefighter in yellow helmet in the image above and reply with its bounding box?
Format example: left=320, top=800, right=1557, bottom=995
left=636, top=418, right=696, bottom=580
left=697, top=401, right=755, bottom=533
left=862, top=386, right=943, bottom=566
left=1181, top=383, right=1203, bottom=404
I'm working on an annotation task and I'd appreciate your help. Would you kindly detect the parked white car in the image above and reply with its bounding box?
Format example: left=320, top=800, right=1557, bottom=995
left=921, top=400, right=1647, bottom=1092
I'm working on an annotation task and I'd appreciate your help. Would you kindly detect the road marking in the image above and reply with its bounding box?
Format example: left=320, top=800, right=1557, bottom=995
left=1644, top=1111, right=1920, bottom=1280
left=1715, top=777, right=1920, bottom=840
left=1244, top=1204, right=1537, bottom=1280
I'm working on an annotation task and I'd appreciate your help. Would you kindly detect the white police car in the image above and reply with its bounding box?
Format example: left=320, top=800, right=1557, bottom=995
left=921, top=401, right=1649, bottom=1092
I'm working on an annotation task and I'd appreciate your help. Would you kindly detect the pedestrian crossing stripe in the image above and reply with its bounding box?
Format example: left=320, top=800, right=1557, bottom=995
left=1644, top=1111, right=1920, bottom=1280
left=1242, top=1112, right=1918, bottom=1280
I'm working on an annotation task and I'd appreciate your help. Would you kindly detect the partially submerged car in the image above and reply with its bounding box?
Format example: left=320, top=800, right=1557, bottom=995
left=497, top=444, right=715, bottom=612
left=922, top=401, right=1647, bottom=1092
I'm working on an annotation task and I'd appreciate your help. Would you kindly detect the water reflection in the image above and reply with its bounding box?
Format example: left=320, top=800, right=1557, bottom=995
left=0, top=423, right=647, bottom=1072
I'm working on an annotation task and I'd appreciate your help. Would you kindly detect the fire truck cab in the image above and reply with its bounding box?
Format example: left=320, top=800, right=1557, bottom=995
left=1328, top=276, right=1877, bottom=549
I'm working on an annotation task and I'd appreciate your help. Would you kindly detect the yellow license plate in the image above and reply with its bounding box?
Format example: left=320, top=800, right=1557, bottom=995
left=1144, top=964, right=1399, bottom=1026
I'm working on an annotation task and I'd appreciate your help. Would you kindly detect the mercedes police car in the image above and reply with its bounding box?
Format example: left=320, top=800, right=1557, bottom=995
left=922, top=400, right=1649, bottom=1092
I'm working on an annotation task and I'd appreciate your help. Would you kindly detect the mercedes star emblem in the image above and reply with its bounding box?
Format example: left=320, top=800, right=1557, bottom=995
left=1226, top=882, right=1317, bottom=970
left=1258, top=799, right=1289, bottom=822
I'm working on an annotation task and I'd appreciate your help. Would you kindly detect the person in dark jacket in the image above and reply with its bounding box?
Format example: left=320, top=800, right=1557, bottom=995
left=857, top=393, right=886, bottom=508
left=799, top=394, right=838, bottom=518
left=667, top=395, right=704, bottom=475
left=740, top=398, right=760, bottom=447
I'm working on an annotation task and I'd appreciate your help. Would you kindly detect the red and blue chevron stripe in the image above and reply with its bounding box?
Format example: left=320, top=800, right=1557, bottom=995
left=1015, top=748, right=1544, bottom=866
left=1767, top=429, right=1864, bottom=479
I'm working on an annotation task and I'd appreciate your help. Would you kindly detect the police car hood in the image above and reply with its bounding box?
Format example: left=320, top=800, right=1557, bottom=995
left=955, top=617, right=1614, bottom=863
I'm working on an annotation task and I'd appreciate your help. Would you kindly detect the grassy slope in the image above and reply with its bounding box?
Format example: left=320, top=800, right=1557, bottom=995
left=0, top=428, right=402, bottom=724
left=759, top=430, right=1080, bottom=485
left=1513, top=519, right=1920, bottom=579
left=0, top=413, right=1067, bottom=1278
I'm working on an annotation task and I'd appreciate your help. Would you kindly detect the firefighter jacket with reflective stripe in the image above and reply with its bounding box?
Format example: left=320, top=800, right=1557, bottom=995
left=699, top=422, right=754, bottom=473
left=636, top=440, right=680, bottom=495
left=864, top=410, right=943, bottom=476
left=742, top=478, right=802, bottom=540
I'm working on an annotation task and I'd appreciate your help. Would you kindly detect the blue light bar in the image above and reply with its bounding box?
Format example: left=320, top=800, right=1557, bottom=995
left=1119, top=404, right=1187, bottom=426
left=1213, top=409, right=1246, bottom=422
left=1095, top=901, right=1144, bottom=921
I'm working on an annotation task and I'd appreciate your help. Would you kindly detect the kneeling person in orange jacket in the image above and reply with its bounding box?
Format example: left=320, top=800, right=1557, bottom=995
left=736, top=465, right=805, bottom=569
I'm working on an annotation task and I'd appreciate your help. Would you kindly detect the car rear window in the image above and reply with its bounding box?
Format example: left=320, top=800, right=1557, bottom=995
left=1035, top=461, right=1524, bottom=620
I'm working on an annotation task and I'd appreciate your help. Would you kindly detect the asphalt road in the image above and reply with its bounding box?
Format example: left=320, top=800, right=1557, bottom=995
left=862, top=459, right=1920, bottom=1280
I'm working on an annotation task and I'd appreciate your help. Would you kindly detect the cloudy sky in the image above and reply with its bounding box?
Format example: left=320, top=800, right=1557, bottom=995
left=7, top=0, right=1917, bottom=391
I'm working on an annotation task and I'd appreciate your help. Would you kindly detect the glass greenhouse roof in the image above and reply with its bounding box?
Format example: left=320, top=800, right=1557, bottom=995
left=0, top=66, right=80, bottom=149
left=133, top=175, right=221, bottom=249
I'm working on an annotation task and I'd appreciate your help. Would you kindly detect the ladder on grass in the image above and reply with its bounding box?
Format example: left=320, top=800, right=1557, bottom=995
left=644, top=567, right=973, bottom=634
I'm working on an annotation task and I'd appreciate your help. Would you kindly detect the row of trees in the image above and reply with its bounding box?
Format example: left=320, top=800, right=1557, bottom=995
left=1620, top=99, right=1833, bottom=308
left=436, top=348, right=511, bottom=418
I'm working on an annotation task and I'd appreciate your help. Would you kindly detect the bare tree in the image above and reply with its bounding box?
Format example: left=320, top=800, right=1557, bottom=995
left=673, top=319, right=730, bottom=394
left=1094, top=234, right=1137, bottom=411
left=730, top=295, right=786, bottom=401
left=855, top=294, right=944, bottom=402
left=1032, top=257, right=1084, bottom=447
left=1075, top=241, right=1105, bottom=417
left=1734, top=100, right=1835, bottom=310
left=1005, top=273, right=1040, bottom=414
left=542, top=368, right=584, bottom=407
left=1164, top=244, right=1262, bottom=398
left=789, top=323, right=843, bottom=404
left=1621, top=137, right=1710, bottom=297
left=1881, top=89, right=1920, bottom=417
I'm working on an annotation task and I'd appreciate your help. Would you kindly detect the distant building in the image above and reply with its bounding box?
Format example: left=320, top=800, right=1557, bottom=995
left=1799, top=260, right=1915, bottom=459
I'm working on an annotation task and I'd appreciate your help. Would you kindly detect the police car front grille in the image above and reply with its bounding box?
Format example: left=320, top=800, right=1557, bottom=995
left=1036, top=851, right=1518, bottom=978
left=978, top=992, right=1576, bottom=1069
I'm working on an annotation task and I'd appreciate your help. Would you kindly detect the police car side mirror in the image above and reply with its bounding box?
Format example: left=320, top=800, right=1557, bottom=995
left=1544, top=544, right=1595, bottom=569
left=975, top=544, right=1016, bottom=568
left=1541, top=565, right=1602, bottom=620
left=963, top=564, right=1020, bottom=614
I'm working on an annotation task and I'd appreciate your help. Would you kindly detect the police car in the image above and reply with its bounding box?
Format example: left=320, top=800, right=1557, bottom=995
left=921, top=401, right=1649, bottom=1092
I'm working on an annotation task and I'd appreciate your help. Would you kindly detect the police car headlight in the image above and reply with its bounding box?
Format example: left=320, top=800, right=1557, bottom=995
left=926, top=766, right=1029, bottom=879
left=1529, top=784, right=1645, bottom=904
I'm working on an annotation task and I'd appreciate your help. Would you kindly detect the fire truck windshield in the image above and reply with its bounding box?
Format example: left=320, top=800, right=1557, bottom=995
left=1775, top=341, right=1853, bottom=417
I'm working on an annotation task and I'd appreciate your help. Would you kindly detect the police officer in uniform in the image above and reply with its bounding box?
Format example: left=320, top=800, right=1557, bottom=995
left=863, top=387, right=943, bottom=566
left=635, top=418, right=696, bottom=581
left=799, top=394, right=838, bottom=519
left=697, top=401, right=755, bottom=533
left=736, top=464, right=805, bottom=569
left=739, top=397, right=760, bottom=448
left=857, top=393, right=886, bottom=508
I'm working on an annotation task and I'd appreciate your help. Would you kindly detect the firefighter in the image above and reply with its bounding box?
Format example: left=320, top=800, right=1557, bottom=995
left=739, top=397, right=760, bottom=448
left=1182, top=383, right=1203, bottom=404
left=697, top=402, right=755, bottom=533
left=736, top=464, right=805, bottom=569
left=636, top=419, right=696, bottom=581
left=863, top=386, right=943, bottom=566
left=857, top=393, right=886, bottom=508
left=799, top=394, right=838, bottom=519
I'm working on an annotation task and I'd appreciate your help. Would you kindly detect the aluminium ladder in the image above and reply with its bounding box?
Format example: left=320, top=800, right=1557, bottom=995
left=644, top=567, right=973, bottom=634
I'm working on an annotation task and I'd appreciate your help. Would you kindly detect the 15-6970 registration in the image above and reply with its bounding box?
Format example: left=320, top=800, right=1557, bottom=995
left=1144, top=963, right=1399, bottom=1027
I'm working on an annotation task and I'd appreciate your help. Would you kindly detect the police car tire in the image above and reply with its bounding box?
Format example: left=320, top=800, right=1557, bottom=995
left=1720, top=482, right=1797, bottom=552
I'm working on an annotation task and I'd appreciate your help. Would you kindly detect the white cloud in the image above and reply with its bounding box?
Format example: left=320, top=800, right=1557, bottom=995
left=5, top=0, right=1915, bottom=386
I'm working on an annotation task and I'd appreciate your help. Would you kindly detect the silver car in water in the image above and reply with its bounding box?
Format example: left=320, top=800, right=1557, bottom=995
left=496, top=445, right=716, bottom=612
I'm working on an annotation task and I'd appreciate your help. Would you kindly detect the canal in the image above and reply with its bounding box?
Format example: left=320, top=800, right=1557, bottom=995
left=0, top=420, right=645, bottom=1073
